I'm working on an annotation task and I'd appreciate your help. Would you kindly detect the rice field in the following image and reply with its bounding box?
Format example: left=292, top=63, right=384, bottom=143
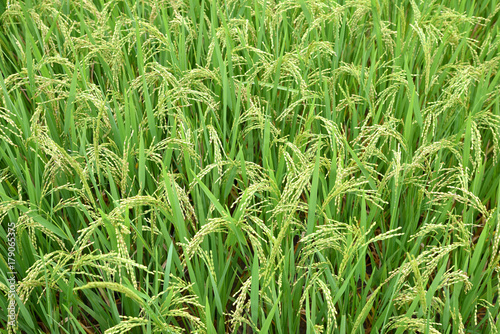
left=0, top=0, right=499, bottom=333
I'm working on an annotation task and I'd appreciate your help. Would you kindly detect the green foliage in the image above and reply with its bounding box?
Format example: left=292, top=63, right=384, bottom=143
left=1, top=0, right=500, bottom=333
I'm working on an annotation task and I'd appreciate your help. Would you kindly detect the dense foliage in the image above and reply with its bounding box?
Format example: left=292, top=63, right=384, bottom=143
left=1, top=0, right=499, bottom=333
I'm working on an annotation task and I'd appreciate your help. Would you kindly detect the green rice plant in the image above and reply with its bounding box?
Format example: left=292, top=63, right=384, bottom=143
left=0, top=0, right=499, bottom=333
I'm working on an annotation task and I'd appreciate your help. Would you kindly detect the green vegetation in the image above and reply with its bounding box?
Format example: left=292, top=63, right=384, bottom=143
left=1, top=0, right=500, bottom=333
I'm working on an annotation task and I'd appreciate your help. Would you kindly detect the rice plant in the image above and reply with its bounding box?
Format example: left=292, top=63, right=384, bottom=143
left=0, top=0, right=499, bottom=333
